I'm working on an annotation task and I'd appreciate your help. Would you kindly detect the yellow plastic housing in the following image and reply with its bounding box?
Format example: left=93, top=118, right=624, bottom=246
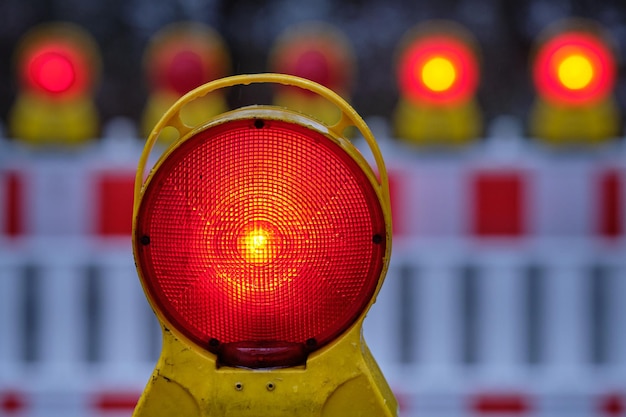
left=132, top=74, right=397, bottom=417
left=393, top=97, right=482, bottom=147
left=529, top=98, right=620, bottom=145
left=9, top=93, right=99, bottom=146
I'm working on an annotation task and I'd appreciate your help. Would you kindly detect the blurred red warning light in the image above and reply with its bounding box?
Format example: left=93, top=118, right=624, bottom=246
left=397, top=35, right=479, bottom=106
left=533, top=31, right=616, bottom=105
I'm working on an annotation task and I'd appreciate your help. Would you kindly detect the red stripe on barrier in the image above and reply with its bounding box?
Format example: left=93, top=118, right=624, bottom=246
left=472, top=171, right=526, bottom=237
left=95, top=172, right=135, bottom=236
left=3, top=171, right=24, bottom=237
left=94, top=392, right=140, bottom=411
left=472, top=393, right=529, bottom=414
left=598, top=169, right=623, bottom=238
left=1, top=390, right=26, bottom=413
left=601, top=393, right=625, bottom=416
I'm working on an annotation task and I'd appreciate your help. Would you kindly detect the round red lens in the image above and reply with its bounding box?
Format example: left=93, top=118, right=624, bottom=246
left=270, top=31, right=354, bottom=96
left=166, top=50, right=206, bottom=95
left=146, top=31, right=228, bottom=96
left=30, top=51, right=75, bottom=93
left=533, top=32, right=615, bottom=105
left=135, top=117, right=386, bottom=367
left=397, top=35, right=479, bottom=105
left=23, top=43, right=90, bottom=97
left=290, top=49, right=333, bottom=89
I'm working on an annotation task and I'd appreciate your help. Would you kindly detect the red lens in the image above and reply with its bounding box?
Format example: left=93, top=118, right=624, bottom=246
left=147, top=35, right=227, bottom=95
left=166, top=50, right=206, bottom=95
left=23, top=43, right=90, bottom=96
left=397, top=35, right=479, bottom=105
left=135, top=117, right=386, bottom=367
left=271, top=38, right=353, bottom=95
left=533, top=32, right=615, bottom=105
left=153, top=46, right=213, bottom=95
left=290, top=49, right=333, bottom=88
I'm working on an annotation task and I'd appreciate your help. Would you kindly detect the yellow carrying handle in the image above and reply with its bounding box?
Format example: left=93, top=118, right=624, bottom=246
left=133, top=73, right=391, bottom=220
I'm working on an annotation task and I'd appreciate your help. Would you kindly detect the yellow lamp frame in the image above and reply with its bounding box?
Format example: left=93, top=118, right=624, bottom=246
left=131, top=73, right=397, bottom=417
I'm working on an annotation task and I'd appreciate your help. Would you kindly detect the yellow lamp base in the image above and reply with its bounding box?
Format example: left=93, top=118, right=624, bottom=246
left=133, top=322, right=398, bottom=417
left=392, top=98, right=482, bottom=147
left=9, top=93, right=99, bottom=146
left=529, top=98, right=620, bottom=146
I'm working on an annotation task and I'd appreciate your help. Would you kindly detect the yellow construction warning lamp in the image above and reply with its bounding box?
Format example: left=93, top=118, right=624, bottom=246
left=141, top=22, right=231, bottom=145
left=8, top=22, right=101, bottom=146
left=132, top=73, right=396, bottom=417
left=393, top=20, right=482, bottom=147
left=268, top=22, right=356, bottom=126
left=529, top=19, right=620, bottom=145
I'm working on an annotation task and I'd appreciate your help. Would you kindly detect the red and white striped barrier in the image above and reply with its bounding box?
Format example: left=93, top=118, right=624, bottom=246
left=384, top=148, right=625, bottom=241
left=0, top=132, right=148, bottom=237
left=1, top=135, right=625, bottom=416
left=1, top=137, right=624, bottom=241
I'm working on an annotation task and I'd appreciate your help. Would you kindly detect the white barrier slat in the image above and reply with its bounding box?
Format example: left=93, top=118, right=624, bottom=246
left=37, top=255, right=87, bottom=369
left=412, top=392, right=464, bottom=417
left=534, top=159, right=593, bottom=236
left=149, top=308, right=162, bottom=363
left=607, top=260, right=626, bottom=368
left=364, top=261, right=403, bottom=368
left=30, top=160, right=90, bottom=236
left=28, top=389, right=86, bottom=417
left=98, top=252, right=149, bottom=367
left=539, top=393, right=594, bottom=417
left=418, top=256, right=463, bottom=372
left=0, top=254, right=24, bottom=372
left=543, top=255, right=591, bottom=374
left=477, top=253, right=526, bottom=374
left=413, top=161, right=466, bottom=237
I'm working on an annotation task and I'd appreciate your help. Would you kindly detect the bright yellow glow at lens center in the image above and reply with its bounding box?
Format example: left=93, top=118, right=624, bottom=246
left=242, top=227, right=276, bottom=264
left=558, top=54, right=594, bottom=90
left=421, top=57, right=456, bottom=92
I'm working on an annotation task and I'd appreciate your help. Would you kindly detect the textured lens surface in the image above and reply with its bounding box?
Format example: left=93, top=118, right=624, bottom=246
left=135, top=118, right=386, bottom=352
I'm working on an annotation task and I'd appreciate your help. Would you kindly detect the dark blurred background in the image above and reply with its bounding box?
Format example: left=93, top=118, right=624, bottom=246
left=2, top=0, right=626, bottom=134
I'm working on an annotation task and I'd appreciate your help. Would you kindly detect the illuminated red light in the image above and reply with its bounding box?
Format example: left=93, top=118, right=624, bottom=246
left=150, top=45, right=218, bottom=96
left=23, top=43, right=90, bottom=96
left=135, top=118, right=386, bottom=368
left=289, top=49, right=333, bottom=89
left=165, top=50, right=206, bottom=96
left=29, top=51, right=74, bottom=93
left=397, top=35, right=479, bottom=105
left=273, top=44, right=341, bottom=92
left=145, top=27, right=229, bottom=96
left=533, top=31, right=615, bottom=105
left=270, top=24, right=355, bottom=96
